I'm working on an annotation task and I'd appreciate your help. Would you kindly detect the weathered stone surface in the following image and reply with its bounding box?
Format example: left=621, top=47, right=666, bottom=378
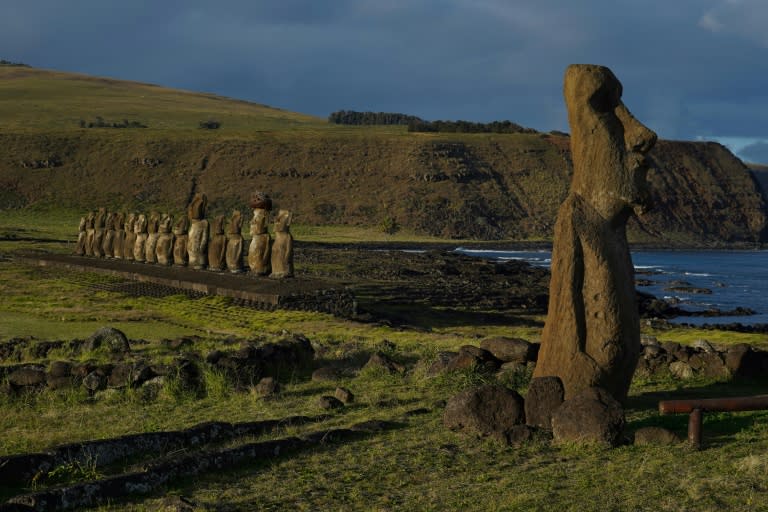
left=144, top=212, right=160, bottom=264
left=82, top=371, right=106, bottom=392
left=311, top=367, right=340, bottom=382
left=688, top=352, right=728, bottom=379
left=447, top=345, right=500, bottom=373
left=187, top=193, right=209, bottom=269
left=480, top=337, right=537, bottom=363
left=102, top=212, right=116, bottom=258
left=525, top=376, right=564, bottom=430
left=551, top=387, right=625, bottom=447
left=172, top=216, right=190, bottom=266
left=8, top=366, right=46, bottom=387
left=427, top=351, right=458, bottom=376
left=84, top=210, right=96, bottom=257
left=207, top=214, right=227, bottom=271
left=693, top=339, right=716, bottom=353
left=318, top=395, right=345, bottom=410
left=155, top=213, right=175, bottom=266
left=725, top=344, right=768, bottom=379
left=334, top=387, right=354, bottom=404
left=92, top=207, right=107, bottom=258
left=74, top=215, right=87, bottom=256
left=363, top=352, right=405, bottom=374
left=122, top=213, right=137, bottom=261
left=270, top=209, right=294, bottom=278
left=254, top=377, right=280, bottom=397
left=669, top=361, right=694, bottom=380
left=633, top=426, right=681, bottom=446
left=112, top=212, right=126, bottom=259
left=443, top=384, right=525, bottom=437
left=503, top=424, right=539, bottom=447
left=533, top=65, right=657, bottom=403
left=248, top=209, right=271, bottom=275
left=132, top=213, right=148, bottom=262
left=250, top=190, right=273, bottom=211
left=84, top=327, right=130, bottom=354
left=225, top=210, right=244, bottom=273
left=48, top=360, right=72, bottom=378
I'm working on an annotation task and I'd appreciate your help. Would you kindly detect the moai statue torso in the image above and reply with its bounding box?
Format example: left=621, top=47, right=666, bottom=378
left=144, top=213, right=160, bottom=264
left=102, top=212, right=116, bottom=258
left=92, top=208, right=107, bottom=258
left=84, top=211, right=96, bottom=257
left=133, top=214, right=149, bottom=263
left=187, top=193, right=209, bottom=269
left=172, top=215, right=190, bottom=266
left=112, top=212, right=126, bottom=259
left=248, top=209, right=271, bottom=275
left=270, top=209, right=294, bottom=279
left=533, top=65, right=657, bottom=403
left=123, top=214, right=137, bottom=261
left=156, top=214, right=175, bottom=266
left=75, top=215, right=87, bottom=256
left=225, top=210, right=244, bottom=273
left=207, top=215, right=227, bottom=271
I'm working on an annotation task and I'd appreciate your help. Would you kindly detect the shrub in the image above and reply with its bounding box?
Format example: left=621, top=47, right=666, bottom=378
left=199, top=119, right=221, bottom=129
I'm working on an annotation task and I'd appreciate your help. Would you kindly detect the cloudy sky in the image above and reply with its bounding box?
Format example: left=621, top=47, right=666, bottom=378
left=3, top=0, right=768, bottom=161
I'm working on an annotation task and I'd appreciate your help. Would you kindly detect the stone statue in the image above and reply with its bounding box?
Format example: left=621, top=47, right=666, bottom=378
left=270, top=209, right=294, bottom=279
left=248, top=208, right=271, bottom=275
left=156, top=213, right=175, bottom=266
left=74, top=215, right=87, bottom=256
left=187, top=193, right=209, bottom=269
left=123, top=214, right=137, bottom=261
left=84, top=211, right=96, bottom=257
left=533, top=64, right=657, bottom=403
left=102, top=212, right=116, bottom=258
left=132, top=213, right=148, bottom=263
left=225, top=210, right=244, bottom=273
left=112, top=212, right=126, bottom=259
left=92, top=208, right=107, bottom=258
left=144, top=212, right=160, bottom=264
left=207, top=214, right=227, bottom=271
left=172, top=215, right=190, bottom=266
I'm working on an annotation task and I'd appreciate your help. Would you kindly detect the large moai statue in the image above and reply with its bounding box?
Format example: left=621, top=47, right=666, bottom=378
left=123, top=214, right=137, bottom=261
left=248, top=191, right=272, bottom=276
left=144, top=212, right=160, bottom=264
left=84, top=211, right=96, bottom=257
left=132, top=213, right=149, bottom=263
left=102, top=212, right=116, bottom=258
left=270, top=209, right=294, bottom=279
left=207, top=215, right=227, bottom=271
left=112, top=212, right=126, bottom=259
left=532, top=65, right=658, bottom=403
left=225, top=210, right=244, bottom=273
left=92, top=208, right=107, bottom=258
left=187, top=193, right=209, bottom=270
left=172, top=215, right=190, bottom=266
left=74, top=215, right=87, bottom=256
left=156, top=213, right=175, bottom=266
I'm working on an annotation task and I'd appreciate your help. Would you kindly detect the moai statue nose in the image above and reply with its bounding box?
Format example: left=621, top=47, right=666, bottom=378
left=617, top=104, right=657, bottom=154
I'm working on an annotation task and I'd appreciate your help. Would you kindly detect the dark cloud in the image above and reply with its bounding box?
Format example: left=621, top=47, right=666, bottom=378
left=2, top=0, right=768, bottom=141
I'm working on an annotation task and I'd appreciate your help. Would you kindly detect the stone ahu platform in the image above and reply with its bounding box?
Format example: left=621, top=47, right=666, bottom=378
left=16, top=252, right=356, bottom=317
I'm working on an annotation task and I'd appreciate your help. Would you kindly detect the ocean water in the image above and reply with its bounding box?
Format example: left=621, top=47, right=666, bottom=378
left=455, top=248, right=768, bottom=326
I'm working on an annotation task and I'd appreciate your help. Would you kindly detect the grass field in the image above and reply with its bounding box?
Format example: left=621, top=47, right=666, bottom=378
left=1, top=220, right=768, bottom=511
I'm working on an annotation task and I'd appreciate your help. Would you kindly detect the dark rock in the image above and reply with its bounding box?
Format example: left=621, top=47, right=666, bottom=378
left=443, top=384, right=525, bottom=437
left=447, top=345, right=500, bottom=373
left=551, top=387, right=625, bottom=447
left=163, top=337, right=195, bottom=351
left=688, top=352, right=728, bottom=379
left=84, top=327, right=130, bottom=353
left=254, top=377, right=280, bottom=397
left=82, top=371, right=106, bottom=392
left=318, top=395, right=344, bottom=410
left=312, top=367, right=340, bottom=382
left=725, top=344, right=768, bottom=379
left=642, top=344, right=662, bottom=359
left=480, top=337, right=536, bottom=363
left=661, top=341, right=681, bottom=355
left=693, top=339, right=716, bottom=353
left=633, top=426, right=681, bottom=446
left=108, top=363, right=132, bottom=388
left=8, top=366, right=46, bottom=387
left=363, top=352, right=405, bottom=374
left=205, top=350, right=224, bottom=365
left=159, top=495, right=198, bottom=512
left=525, top=376, right=564, bottom=430
left=47, top=376, right=74, bottom=390
left=48, top=361, right=72, bottom=378
left=674, top=346, right=693, bottom=363
left=426, top=351, right=458, bottom=376
left=669, top=361, right=694, bottom=380
left=71, top=362, right=96, bottom=379
left=334, top=387, right=354, bottom=404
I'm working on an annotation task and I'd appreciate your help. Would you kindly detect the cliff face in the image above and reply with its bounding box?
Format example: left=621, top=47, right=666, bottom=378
left=0, top=131, right=765, bottom=246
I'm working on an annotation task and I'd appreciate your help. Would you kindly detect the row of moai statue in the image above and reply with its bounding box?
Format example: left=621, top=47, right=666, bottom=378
left=73, top=192, right=293, bottom=278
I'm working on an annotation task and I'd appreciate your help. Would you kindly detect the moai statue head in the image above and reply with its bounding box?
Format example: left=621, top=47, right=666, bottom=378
left=173, top=215, right=190, bottom=235
left=274, top=210, right=292, bottom=233
left=105, top=212, right=116, bottom=231
left=114, top=212, right=125, bottom=230
left=86, top=211, right=96, bottom=229
left=188, top=193, right=208, bottom=221
left=78, top=216, right=87, bottom=232
left=251, top=209, right=269, bottom=235
left=564, top=64, right=657, bottom=221
left=250, top=190, right=273, bottom=211
left=147, top=212, right=160, bottom=234
left=125, top=213, right=136, bottom=232
left=227, top=210, right=243, bottom=235
left=159, top=213, right=173, bottom=233
left=211, top=214, right=226, bottom=235
left=135, top=214, right=148, bottom=234
left=95, top=208, right=107, bottom=228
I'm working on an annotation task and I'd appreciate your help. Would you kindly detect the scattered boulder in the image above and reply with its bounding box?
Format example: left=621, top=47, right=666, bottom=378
left=725, top=344, right=768, bottom=379
left=254, top=377, right=280, bottom=397
left=687, top=352, right=728, bottom=379
left=318, top=395, right=345, bottom=410
left=669, top=361, right=694, bottom=380
left=84, top=327, right=130, bottom=354
left=8, top=366, right=47, bottom=387
left=334, top=387, right=354, bottom=404
left=312, top=367, right=341, bottom=382
left=525, top=376, right=564, bottom=430
left=551, top=387, right=625, bottom=447
left=502, top=424, right=538, bottom=447
left=446, top=345, right=500, bottom=373
left=48, top=361, right=72, bottom=378
left=633, top=426, right=681, bottom=446
left=443, top=384, right=525, bottom=437
left=693, top=339, right=716, bottom=353
left=479, top=337, right=537, bottom=363
left=363, top=352, right=405, bottom=374
left=82, top=371, right=106, bottom=392
left=426, top=351, right=458, bottom=376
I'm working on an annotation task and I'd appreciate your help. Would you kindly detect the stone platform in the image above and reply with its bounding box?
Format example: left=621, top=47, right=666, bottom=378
left=15, top=253, right=356, bottom=317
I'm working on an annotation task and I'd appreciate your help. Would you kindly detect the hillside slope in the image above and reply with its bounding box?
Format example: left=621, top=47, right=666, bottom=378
left=0, top=66, right=765, bottom=246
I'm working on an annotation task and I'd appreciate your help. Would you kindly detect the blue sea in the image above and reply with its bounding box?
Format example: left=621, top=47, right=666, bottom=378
left=455, top=248, right=768, bottom=326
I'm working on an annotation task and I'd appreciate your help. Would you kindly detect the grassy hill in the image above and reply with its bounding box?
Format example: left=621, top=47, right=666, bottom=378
left=1, top=65, right=766, bottom=246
